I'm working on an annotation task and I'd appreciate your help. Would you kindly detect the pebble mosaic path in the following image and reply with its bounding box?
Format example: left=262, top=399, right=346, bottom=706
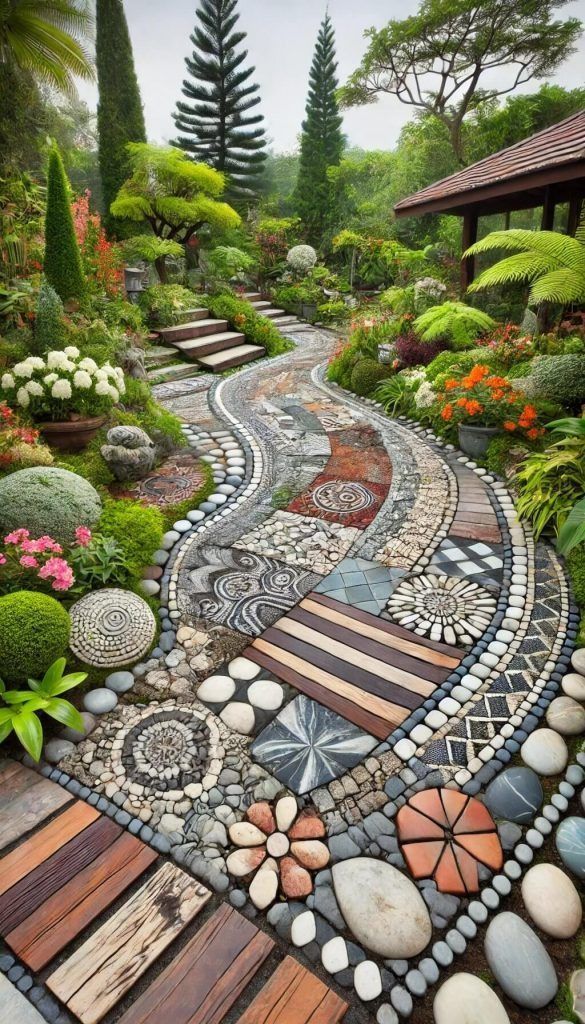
left=1, top=325, right=584, bottom=1024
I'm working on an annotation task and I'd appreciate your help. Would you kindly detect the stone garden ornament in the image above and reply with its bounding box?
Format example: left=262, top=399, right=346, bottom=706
left=101, top=425, right=156, bottom=481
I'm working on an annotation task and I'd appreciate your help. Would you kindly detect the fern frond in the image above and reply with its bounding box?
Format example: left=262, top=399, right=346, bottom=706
left=414, top=302, right=495, bottom=344
left=529, top=268, right=585, bottom=305
left=468, top=251, right=556, bottom=291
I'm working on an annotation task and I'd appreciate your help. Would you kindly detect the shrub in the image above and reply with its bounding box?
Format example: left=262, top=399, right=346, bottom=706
left=287, top=245, right=317, bottom=275
left=522, top=355, right=585, bottom=408
left=437, top=365, right=543, bottom=437
left=84, top=294, right=145, bottom=333
left=394, top=331, right=446, bottom=368
left=0, top=591, right=70, bottom=682
left=207, top=293, right=289, bottom=358
left=486, top=434, right=536, bottom=477
left=376, top=373, right=421, bottom=417
left=98, top=498, right=164, bottom=580
left=33, top=281, right=67, bottom=355
left=139, top=284, right=198, bottom=326
left=327, top=339, right=361, bottom=388
left=567, top=545, right=585, bottom=609
left=44, top=143, right=85, bottom=302
left=0, top=467, right=102, bottom=544
left=350, top=359, right=391, bottom=397
left=413, top=302, right=495, bottom=348
left=515, top=436, right=585, bottom=538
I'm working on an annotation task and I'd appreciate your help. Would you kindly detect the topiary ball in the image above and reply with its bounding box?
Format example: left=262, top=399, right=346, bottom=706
left=0, top=467, right=102, bottom=545
left=0, top=591, right=71, bottom=682
left=350, top=358, right=391, bottom=398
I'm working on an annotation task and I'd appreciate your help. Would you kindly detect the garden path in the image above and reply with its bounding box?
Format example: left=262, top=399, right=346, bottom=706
left=0, top=325, right=581, bottom=1024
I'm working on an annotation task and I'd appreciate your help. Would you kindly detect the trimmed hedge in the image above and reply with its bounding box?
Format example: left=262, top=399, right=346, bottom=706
left=0, top=591, right=71, bottom=682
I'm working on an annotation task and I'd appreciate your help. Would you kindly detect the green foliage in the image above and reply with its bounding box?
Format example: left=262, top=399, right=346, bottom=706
left=206, top=292, right=290, bottom=358
left=467, top=228, right=585, bottom=306
left=350, top=359, right=391, bottom=398
left=515, top=436, right=585, bottom=539
left=98, top=498, right=164, bottom=581
left=558, top=499, right=585, bottom=556
left=0, top=657, right=85, bottom=761
left=486, top=434, right=535, bottom=476
left=83, top=294, right=145, bottom=333
left=425, top=348, right=491, bottom=382
left=122, top=236, right=184, bottom=267
left=327, top=340, right=361, bottom=388
left=0, top=466, right=102, bottom=545
left=173, top=0, right=267, bottom=202
left=205, top=246, right=256, bottom=282
left=111, top=144, right=240, bottom=281
left=567, top=545, right=585, bottom=609
left=0, top=592, right=71, bottom=683
left=379, top=285, right=416, bottom=316
left=57, top=435, right=115, bottom=488
left=96, top=0, right=146, bottom=236
left=138, top=284, right=199, bottom=326
left=414, top=303, right=496, bottom=348
left=317, top=299, right=351, bottom=325
left=522, top=354, right=585, bottom=408
left=376, top=373, right=419, bottom=417
left=293, top=12, right=344, bottom=245
left=33, top=279, right=66, bottom=354
left=44, top=142, right=85, bottom=301
left=0, top=0, right=94, bottom=96
left=69, top=533, right=129, bottom=592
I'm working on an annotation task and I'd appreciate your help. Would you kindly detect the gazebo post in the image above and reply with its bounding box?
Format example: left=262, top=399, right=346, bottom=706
left=541, top=186, right=556, bottom=230
left=460, top=210, right=478, bottom=293
left=567, top=196, right=583, bottom=237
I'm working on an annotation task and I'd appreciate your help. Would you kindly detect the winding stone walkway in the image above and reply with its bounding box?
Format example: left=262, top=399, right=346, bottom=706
left=0, top=326, right=582, bottom=1024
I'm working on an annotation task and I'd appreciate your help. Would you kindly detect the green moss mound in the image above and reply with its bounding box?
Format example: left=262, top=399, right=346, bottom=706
left=0, top=467, right=102, bottom=545
left=98, top=498, right=164, bottom=581
left=0, top=591, right=71, bottom=682
left=350, top=358, right=391, bottom=397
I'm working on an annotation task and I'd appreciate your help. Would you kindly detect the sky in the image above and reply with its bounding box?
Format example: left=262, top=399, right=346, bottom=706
left=78, top=0, right=585, bottom=154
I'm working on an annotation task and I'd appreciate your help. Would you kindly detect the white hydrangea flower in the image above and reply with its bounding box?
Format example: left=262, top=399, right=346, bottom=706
left=1, top=373, right=15, bottom=390
left=78, top=357, right=98, bottom=373
left=13, top=360, right=34, bottom=378
left=94, top=369, right=108, bottom=382
left=117, top=377, right=126, bottom=395
left=47, top=351, right=70, bottom=370
left=73, top=370, right=92, bottom=389
left=16, top=387, right=30, bottom=408
left=43, top=372, right=58, bottom=385
left=51, top=378, right=72, bottom=400
left=95, top=379, right=111, bottom=396
left=60, top=359, right=76, bottom=372
left=64, top=346, right=80, bottom=358
left=27, top=356, right=45, bottom=369
left=414, top=381, right=437, bottom=409
left=25, top=380, right=43, bottom=396
left=107, top=385, right=120, bottom=402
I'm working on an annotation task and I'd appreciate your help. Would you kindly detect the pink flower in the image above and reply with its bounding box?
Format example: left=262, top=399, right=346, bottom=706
left=51, top=574, right=74, bottom=591
left=0, top=554, right=6, bottom=566
left=4, top=528, right=30, bottom=545
left=19, top=555, right=39, bottom=568
left=75, top=526, right=92, bottom=547
left=39, top=556, right=71, bottom=579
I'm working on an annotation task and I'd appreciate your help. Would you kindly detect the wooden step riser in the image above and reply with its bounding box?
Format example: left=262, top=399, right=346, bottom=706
left=174, top=333, right=246, bottom=358
left=175, top=307, right=210, bottom=324
left=158, top=319, right=229, bottom=343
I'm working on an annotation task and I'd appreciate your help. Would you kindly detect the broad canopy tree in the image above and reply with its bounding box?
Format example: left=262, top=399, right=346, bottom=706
left=339, top=0, right=582, bottom=164
left=110, top=143, right=241, bottom=281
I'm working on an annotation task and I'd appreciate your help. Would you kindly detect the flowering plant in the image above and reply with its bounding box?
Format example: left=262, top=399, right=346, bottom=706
left=286, top=244, right=317, bottom=276
left=437, top=364, right=544, bottom=438
left=476, top=323, right=534, bottom=368
left=0, top=526, right=129, bottom=596
left=0, top=348, right=125, bottom=422
left=0, top=402, right=51, bottom=468
left=72, top=191, right=124, bottom=297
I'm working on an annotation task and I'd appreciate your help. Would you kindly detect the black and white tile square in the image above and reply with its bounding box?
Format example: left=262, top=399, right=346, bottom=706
left=428, top=538, right=504, bottom=586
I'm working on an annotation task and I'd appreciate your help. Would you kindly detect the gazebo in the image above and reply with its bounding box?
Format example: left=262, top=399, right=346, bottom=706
left=393, top=109, right=585, bottom=291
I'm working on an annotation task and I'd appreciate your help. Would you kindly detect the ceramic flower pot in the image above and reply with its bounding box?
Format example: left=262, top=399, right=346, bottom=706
left=458, top=424, right=500, bottom=459
left=301, top=302, right=317, bottom=321
left=38, top=415, right=107, bottom=452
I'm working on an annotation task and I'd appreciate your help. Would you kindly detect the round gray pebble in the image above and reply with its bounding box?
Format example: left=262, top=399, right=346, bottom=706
left=481, top=888, right=499, bottom=909
left=446, top=929, right=466, bottom=955
left=456, top=915, right=477, bottom=939
left=492, top=874, right=512, bottom=896
left=514, top=843, right=533, bottom=865
left=405, top=969, right=426, bottom=996
left=390, top=986, right=413, bottom=1017
left=504, top=859, right=522, bottom=880
left=432, top=941, right=453, bottom=967
left=419, top=958, right=439, bottom=984
left=525, top=828, right=544, bottom=848
left=468, top=900, right=489, bottom=923
left=377, top=1005, right=399, bottom=1024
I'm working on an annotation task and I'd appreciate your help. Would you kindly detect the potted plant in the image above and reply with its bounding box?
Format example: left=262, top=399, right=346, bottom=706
left=436, top=364, right=543, bottom=458
left=0, top=347, right=125, bottom=451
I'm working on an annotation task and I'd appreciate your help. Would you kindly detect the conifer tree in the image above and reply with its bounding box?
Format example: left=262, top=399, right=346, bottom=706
left=173, top=0, right=267, bottom=203
left=44, top=142, right=85, bottom=302
left=96, top=0, right=146, bottom=234
left=294, top=12, right=344, bottom=245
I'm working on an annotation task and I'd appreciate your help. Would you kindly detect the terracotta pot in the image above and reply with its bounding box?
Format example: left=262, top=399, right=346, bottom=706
left=458, top=423, right=500, bottom=459
left=38, top=415, right=107, bottom=452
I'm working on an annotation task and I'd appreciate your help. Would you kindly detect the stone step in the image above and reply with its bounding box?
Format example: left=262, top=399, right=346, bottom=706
left=243, top=291, right=263, bottom=302
left=157, top=318, right=229, bottom=343
left=197, top=343, right=265, bottom=372
left=249, top=299, right=272, bottom=310
left=271, top=316, right=300, bottom=326
left=176, top=307, right=210, bottom=323
left=144, top=344, right=177, bottom=366
left=147, top=361, right=198, bottom=382
left=172, top=331, right=246, bottom=359
left=259, top=307, right=286, bottom=319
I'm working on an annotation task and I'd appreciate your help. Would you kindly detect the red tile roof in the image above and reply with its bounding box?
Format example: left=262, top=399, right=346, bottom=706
left=394, top=109, right=585, bottom=217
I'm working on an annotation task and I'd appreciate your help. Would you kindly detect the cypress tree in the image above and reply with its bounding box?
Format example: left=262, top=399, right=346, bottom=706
left=44, top=143, right=85, bottom=302
left=173, top=0, right=267, bottom=203
left=294, top=12, right=344, bottom=245
left=96, top=0, right=146, bottom=235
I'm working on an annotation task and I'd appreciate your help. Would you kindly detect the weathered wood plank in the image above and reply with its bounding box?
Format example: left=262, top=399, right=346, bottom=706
left=236, top=956, right=348, bottom=1024
left=117, top=904, right=274, bottom=1024
left=0, top=779, right=73, bottom=853
left=7, top=832, right=158, bottom=970
left=0, top=816, right=120, bottom=934
left=0, top=801, right=100, bottom=898
left=0, top=764, right=40, bottom=812
left=47, top=862, right=210, bottom=1024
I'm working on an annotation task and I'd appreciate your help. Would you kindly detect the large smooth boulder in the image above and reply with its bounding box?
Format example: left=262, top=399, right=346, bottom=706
left=0, top=466, right=101, bottom=545
left=434, top=973, right=510, bottom=1024
left=484, top=912, right=557, bottom=1009
left=484, top=766, right=543, bottom=823
left=521, top=863, right=582, bottom=938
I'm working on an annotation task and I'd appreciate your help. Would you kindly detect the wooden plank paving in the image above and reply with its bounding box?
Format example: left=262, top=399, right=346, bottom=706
left=6, top=832, right=158, bottom=970
left=117, top=904, right=274, bottom=1024
left=236, top=956, right=348, bottom=1024
left=449, top=466, right=501, bottom=544
left=0, top=769, right=73, bottom=852
left=246, top=594, right=462, bottom=737
left=47, top=862, right=211, bottom=1024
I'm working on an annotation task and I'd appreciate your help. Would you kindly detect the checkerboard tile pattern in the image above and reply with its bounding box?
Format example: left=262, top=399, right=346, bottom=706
left=428, top=538, right=504, bottom=586
left=314, top=556, right=407, bottom=614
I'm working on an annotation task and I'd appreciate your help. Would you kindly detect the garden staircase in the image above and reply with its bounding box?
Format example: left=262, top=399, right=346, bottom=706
left=243, top=292, right=300, bottom=329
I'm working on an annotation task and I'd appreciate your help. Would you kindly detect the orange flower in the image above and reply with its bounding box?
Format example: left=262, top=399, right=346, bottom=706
left=444, top=379, right=459, bottom=391
left=490, top=389, right=506, bottom=402
left=486, top=376, right=508, bottom=389
left=456, top=397, right=468, bottom=407
left=464, top=399, right=483, bottom=416
left=503, top=420, right=517, bottom=431
left=463, top=364, right=489, bottom=388
left=441, top=403, right=453, bottom=421
left=527, top=427, right=541, bottom=440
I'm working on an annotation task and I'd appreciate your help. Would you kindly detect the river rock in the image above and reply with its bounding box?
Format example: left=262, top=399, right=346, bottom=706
left=484, top=766, right=543, bottom=823
left=83, top=688, right=118, bottom=715
left=43, top=738, right=75, bottom=764
left=433, top=973, right=511, bottom=1024
left=546, top=696, right=585, bottom=735
left=562, top=673, right=585, bottom=701
left=521, top=863, right=582, bottom=938
left=556, top=817, right=585, bottom=880
left=521, top=728, right=568, bottom=776
left=354, top=960, right=382, bottom=1001
left=105, top=670, right=134, bottom=694
left=219, top=702, right=255, bottom=734
left=572, top=649, right=585, bottom=675
left=484, top=912, right=557, bottom=1009
left=332, top=858, right=432, bottom=958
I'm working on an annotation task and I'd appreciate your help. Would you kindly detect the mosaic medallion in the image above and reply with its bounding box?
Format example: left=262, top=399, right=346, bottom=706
left=385, top=573, right=497, bottom=647
left=113, top=450, right=206, bottom=508
left=122, top=710, right=211, bottom=792
left=312, top=480, right=377, bottom=515
left=69, top=588, right=156, bottom=667
left=288, top=473, right=386, bottom=528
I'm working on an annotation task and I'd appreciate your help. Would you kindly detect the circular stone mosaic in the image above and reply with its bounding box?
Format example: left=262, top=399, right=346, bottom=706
left=385, top=573, right=496, bottom=646
left=122, top=709, right=211, bottom=791
left=69, top=588, right=156, bottom=667
left=311, top=480, right=376, bottom=515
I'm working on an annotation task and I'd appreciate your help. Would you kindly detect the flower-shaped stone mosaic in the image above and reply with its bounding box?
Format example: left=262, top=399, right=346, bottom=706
left=396, top=788, right=503, bottom=895
left=225, top=796, right=329, bottom=908
left=385, top=573, right=496, bottom=646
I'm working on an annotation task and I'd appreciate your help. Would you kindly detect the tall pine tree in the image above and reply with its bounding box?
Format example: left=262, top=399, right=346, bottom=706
left=173, top=0, right=267, bottom=203
left=96, top=0, right=146, bottom=235
left=294, top=12, right=344, bottom=245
